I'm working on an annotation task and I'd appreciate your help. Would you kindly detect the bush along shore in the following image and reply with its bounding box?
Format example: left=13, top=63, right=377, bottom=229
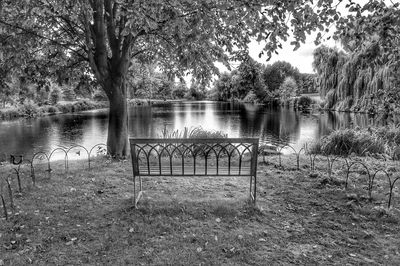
left=128, top=98, right=186, bottom=106
left=308, top=125, right=400, bottom=158
left=0, top=100, right=109, bottom=120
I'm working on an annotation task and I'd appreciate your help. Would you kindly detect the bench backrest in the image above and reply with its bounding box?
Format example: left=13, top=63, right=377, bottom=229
left=129, top=138, right=259, bottom=177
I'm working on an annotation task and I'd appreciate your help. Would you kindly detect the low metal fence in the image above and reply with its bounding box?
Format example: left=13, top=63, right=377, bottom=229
left=1, top=139, right=400, bottom=220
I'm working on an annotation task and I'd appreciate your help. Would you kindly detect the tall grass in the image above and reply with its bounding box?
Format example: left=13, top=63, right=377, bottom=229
left=158, top=126, right=228, bottom=157
left=309, top=128, right=386, bottom=156
left=375, top=124, right=400, bottom=146
left=159, top=126, right=227, bottom=139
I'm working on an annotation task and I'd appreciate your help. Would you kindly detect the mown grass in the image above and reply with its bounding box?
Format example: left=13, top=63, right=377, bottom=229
left=0, top=155, right=399, bottom=265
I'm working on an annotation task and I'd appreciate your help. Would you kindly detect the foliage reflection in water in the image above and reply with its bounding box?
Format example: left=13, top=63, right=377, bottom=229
left=0, top=101, right=390, bottom=159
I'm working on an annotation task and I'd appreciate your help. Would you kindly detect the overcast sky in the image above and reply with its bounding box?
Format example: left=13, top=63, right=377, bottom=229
left=213, top=29, right=340, bottom=75
left=205, top=0, right=395, bottom=82
left=247, top=33, right=340, bottom=74
left=239, top=0, right=396, bottom=74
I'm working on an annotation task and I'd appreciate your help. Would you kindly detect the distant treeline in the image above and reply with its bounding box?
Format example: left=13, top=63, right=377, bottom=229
left=209, top=58, right=316, bottom=104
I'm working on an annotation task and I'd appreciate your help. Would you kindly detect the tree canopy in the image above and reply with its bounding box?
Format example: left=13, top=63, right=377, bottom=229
left=313, top=1, right=400, bottom=114
left=1, top=0, right=388, bottom=156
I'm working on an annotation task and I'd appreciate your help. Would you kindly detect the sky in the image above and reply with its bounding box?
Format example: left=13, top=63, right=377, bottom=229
left=237, top=0, right=396, bottom=74
left=211, top=31, right=339, bottom=80
left=213, top=28, right=340, bottom=75
left=198, top=0, right=396, bottom=83
left=248, top=35, right=340, bottom=74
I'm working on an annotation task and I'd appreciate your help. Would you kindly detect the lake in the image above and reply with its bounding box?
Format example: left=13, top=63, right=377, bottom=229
left=0, top=101, right=385, bottom=160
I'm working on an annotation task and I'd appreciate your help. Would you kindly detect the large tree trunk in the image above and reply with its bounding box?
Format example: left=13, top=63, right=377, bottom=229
left=106, top=77, right=129, bottom=158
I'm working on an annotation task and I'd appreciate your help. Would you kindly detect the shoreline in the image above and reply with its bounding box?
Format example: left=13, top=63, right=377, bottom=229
left=0, top=100, right=109, bottom=121
left=0, top=98, right=190, bottom=122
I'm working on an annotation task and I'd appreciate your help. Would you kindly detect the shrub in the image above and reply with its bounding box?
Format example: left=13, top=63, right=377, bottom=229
left=172, top=85, right=187, bottom=99
left=375, top=125, right=400, bottom=146
left=93, top=90, right=107, bottom=101
left=309, top=128, right=385, bottom=156
left=278, top=76, right=297, bottom=102
left=0, top=107, right=20, bottom=120
left=297, top=96, right=313, bottom=108
left=242, top=91, right=258, bottom=104
left=56, top=102, right=73, bottom=113
left=18, top=100, right=42, bottom=118
left=55, top=100, right=107, bottom=113
left=49, top=86, right=62, bottom=105
left=46, top=106, right=59, bottom=114
left=62, top=87, right=76, bottom=101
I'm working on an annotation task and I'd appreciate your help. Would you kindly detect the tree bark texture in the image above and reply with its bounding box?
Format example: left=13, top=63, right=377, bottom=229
left=83, top=0, right=132, bottom=158
left=106, top=77, right=128, bottom=158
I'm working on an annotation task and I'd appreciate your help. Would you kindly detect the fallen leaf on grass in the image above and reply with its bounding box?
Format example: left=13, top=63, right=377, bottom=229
left=222, top=247, right=236, bottom=253
left=66, top=237, right=78, bottom=246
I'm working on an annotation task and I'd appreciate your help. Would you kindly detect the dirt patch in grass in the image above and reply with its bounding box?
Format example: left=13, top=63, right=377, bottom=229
left=1, top=155, right=399, bottom=265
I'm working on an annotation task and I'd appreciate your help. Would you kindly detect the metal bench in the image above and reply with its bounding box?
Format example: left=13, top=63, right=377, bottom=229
left=129, top=138, right=259, bottom=208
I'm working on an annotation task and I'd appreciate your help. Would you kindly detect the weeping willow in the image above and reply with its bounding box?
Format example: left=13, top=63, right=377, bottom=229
left=313, top=44, right=399, bottom=114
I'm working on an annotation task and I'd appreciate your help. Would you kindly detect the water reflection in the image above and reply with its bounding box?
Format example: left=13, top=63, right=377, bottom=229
left=0, top=102, right=388, bottom=158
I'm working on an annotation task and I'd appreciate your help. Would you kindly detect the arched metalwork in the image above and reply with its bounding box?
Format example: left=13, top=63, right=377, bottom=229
left=31, top=152, right=51, bottom=180
left=387, top=175, right=400, bottom=208
left=49, top=148, right=68, bottom=171
left=129, top=138, right=259, bottom=208
left=66, top=145, right=90, bottom=169
left=325, top=154, right=343, bottom=180
left=371, top=169, right=400, bottom=208
left=277, top=143, right=304, bottom=170
left=345, top=161, right=373, bottom=198
left=88, top=143, right=109, bottom=169
left=2, top=140, right=400, bottom=220
left=4, top=176, right=14, bottom=211
left=1, top=194, right=7, bottom=220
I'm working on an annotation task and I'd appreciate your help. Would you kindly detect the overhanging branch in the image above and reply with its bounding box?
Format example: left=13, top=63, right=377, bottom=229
left=0, top=18, right=87, bottom=61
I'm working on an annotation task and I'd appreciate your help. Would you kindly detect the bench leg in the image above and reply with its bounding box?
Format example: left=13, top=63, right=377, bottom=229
left=133, top=175, right=144, bottom=209
left=249, top=175, right=257, bottom=204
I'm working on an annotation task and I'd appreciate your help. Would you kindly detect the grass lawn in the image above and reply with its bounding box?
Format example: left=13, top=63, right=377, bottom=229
left=0, top=155, right=399, bottom=265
